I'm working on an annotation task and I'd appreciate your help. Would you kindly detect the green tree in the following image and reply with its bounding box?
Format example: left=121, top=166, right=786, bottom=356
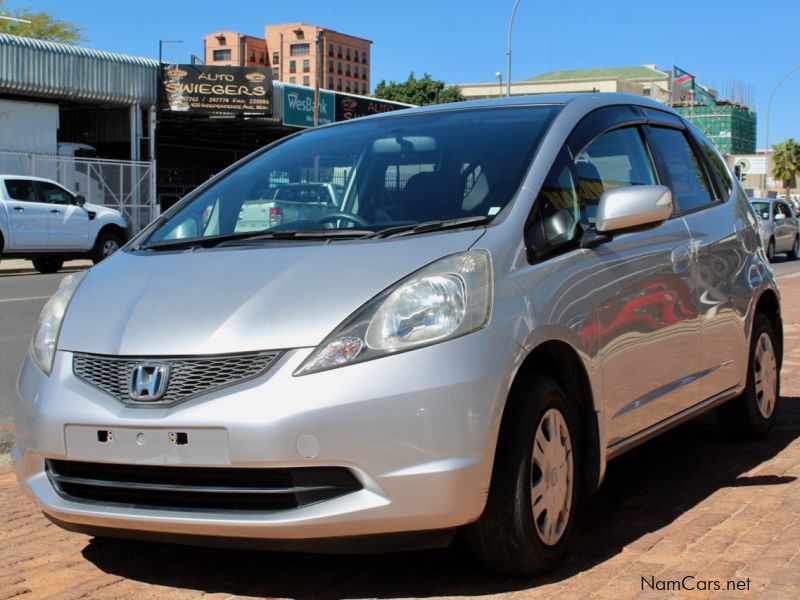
left=772, top=138, right=800, bottom=191
left=0, top=1, right=85, bottom=44
left=373, top=72, right=465, bottom=106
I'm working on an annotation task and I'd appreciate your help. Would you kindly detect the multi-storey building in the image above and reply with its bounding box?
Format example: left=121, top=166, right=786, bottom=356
left=203, top=31, right=267, bottom=67
left=203, top=23, right=371, bottom=94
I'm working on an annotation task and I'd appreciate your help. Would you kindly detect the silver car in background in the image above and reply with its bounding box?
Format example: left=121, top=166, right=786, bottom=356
left=14, top=94, right=781, bottom=576
left=750, top=198, right=800, bottom=261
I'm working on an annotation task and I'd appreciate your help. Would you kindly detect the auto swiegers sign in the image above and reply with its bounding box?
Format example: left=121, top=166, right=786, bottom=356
left=160, top=65, right=272, bottom=116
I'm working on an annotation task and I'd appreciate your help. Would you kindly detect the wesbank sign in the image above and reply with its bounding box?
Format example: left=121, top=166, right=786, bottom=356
left=283, top=85, right=334, bottom=128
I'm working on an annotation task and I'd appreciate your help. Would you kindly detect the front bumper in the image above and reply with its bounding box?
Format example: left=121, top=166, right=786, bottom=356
left=13, top=327, right=520, bottom=545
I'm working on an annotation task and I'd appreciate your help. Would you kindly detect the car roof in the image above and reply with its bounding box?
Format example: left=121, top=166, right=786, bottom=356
left=0, top=174, right=64, bottom=185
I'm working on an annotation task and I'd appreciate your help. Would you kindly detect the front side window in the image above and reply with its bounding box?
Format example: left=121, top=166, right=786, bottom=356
left=144, top=106, right=559, bottom=245
left=574, top=126, right=656, bottom=226
left=4, top=179, right=38, bottom=202
left=648, top=127, right=714, bottom=213
left=38, top=182, right=73, bottom=205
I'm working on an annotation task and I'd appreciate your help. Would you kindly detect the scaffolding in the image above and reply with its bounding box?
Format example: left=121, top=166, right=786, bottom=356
left=673, top=101, right=756, bottom=155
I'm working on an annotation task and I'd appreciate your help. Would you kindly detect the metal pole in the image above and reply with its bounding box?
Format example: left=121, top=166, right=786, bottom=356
left=158, top=40, right=183, bottom=64
left=765, top=64, right=800, bottom=189
left=314, top=30, right=323, bottom=127
left=506, top=0, right=522, bottom=97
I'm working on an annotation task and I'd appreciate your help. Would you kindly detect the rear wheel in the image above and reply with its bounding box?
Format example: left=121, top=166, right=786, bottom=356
left=32, top=257, right=64, bottom=274
left=717, top=314, right=779, bottom=439
left=92, top=231, right=123, bottom=264
left=467, top=376, right=579, bottom=576
left=788, top=236, right=799, bottom=260
left=767, top=238, right=776, bottom=262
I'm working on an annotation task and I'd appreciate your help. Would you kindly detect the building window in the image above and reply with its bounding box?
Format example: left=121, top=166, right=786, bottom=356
left=354, top=52, right=359, bottom=63
left=346, top=64, right=351, bottom=75
left=303, top=59, right=310, bottom=73
left=328, top=60, right=333, bottom=73
left=328, top=77, right=334, bottom=88
left=337, top=77, right=342, bottom=91
left=289, top=76, right=296, bottom=84
left=362, top=66, right=367, bottom=78
left=212, top=49, right=231, bottom=61
left=290, top=43, right=310, bottom=56
left=337, top=62, right=342, bottom=74
left=249, top=50, right=256, bottom=62
left=328, top=42, right=333, bottom=57
left=346, top=47, right=351, bottom=60
left=337, top=45, right=342, bottom=58
left=362, top=51, right=367, bottom=64
left=303, top=76, right=310, bottom=86
left=272, top=52, right=279, bottom=64
left=289, top=60, right=296, bottom=73
left=272, top=68, right=279, bottom=79
left=258, top=51, right=265, bottom=64
left=362, top=82, right=367, bottom=94
left=345, top=80, right=351, bottom=92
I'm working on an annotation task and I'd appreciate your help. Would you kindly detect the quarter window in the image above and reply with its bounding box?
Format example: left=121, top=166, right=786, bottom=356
left=694, top=131, right=733, bottom=198
left=648, top=127, right=715, bottom=212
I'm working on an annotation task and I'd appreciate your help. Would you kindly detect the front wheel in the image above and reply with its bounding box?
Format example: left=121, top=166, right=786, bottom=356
left=467, top=377, right=579, bottom=576
left=32, top=257, right=64, bottom=274
left=767, top=238, right=776, bottom=262
left=92, top=231, right=123, bottom=264
left=717, top=314, right=779, bottom=439
left=788, top=236, right=799, bottom=260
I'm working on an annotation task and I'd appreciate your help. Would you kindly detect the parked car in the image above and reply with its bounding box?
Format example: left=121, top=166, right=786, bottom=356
left=235, top=182, right=344, bottom=232
left=14, top=94, right=781, bottom=576
left=0, top=175, right=128, bottom=273
left=749, top=198, right=800, bottom=261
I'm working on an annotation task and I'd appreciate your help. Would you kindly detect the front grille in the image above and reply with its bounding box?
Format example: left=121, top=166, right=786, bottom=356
left=46, top=460, right=362, bottom=512
left=73, top=351, right=281, bottom=406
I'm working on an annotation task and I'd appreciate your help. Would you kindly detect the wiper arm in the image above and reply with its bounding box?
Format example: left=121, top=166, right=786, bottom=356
left=141, top=228, right=376, bottom=251
left=372, top=216, right=489, bottom=238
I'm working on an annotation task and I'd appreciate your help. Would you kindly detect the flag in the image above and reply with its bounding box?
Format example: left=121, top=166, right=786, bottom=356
left=673, top=66, right=694, bottom=87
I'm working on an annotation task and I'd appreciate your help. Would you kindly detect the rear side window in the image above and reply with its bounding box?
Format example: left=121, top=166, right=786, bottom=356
left=648, top=127, right=715, bottom=212
left=778, top=202, right=793, bottom=218
left=4, top=179, right=38, bottom=202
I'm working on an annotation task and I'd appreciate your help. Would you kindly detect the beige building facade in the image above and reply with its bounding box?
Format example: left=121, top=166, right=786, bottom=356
left=204, top=23, right=371, bottom=94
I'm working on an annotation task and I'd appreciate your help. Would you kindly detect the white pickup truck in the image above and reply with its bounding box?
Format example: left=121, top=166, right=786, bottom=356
left=0, top=175, right=128, bottom=274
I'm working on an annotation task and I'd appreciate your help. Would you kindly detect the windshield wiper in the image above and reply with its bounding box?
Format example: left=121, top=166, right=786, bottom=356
left=371, top=216, right=490, bottom=239
left=139, top=228, right=374, bottom=251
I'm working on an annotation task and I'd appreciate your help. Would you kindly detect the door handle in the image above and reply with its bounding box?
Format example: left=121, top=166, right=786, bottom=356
left=671, top=245, right=691, bottom=273
left=50, top=209, right=61, bottom=214
left=13, top=206, right=24, bottom=212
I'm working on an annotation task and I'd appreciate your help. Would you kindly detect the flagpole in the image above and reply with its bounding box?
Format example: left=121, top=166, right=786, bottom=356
left=669, top=62, right=674, bottom=107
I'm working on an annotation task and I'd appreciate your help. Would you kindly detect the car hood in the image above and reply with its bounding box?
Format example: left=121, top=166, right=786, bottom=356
left=58, top=230, right=485, bottom=356
left=84, top=202, right=125, bottom=221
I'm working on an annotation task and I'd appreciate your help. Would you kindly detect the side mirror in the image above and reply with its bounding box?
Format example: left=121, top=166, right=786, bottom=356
left=596, top=185, right=673, bottom=233
left=775, top=212, right=786, bottom=221
left=74, top=195, right=86, bottom=207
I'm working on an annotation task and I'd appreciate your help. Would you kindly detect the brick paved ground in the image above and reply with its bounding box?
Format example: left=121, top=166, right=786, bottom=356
left=3, top=278, right=800, bottom=599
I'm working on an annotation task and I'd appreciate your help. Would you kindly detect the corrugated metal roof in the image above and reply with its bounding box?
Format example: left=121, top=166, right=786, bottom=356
left=0, top=34, right=159, bottom=106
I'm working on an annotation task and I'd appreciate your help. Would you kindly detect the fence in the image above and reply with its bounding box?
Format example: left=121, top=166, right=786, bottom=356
left=0, top=150, right=158, bottom=232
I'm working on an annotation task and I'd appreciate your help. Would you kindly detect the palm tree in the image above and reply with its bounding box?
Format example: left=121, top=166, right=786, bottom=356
left=772, top=138, right=800, bottom=192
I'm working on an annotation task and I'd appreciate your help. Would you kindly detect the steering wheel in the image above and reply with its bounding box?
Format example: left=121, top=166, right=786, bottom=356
left=317, top=212, right=370, bottom=227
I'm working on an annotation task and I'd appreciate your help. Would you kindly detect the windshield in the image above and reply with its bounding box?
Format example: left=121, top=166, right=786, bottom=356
left=751, top=202, right=770, bottom=220
left=143, top=105, right=559, bottom=246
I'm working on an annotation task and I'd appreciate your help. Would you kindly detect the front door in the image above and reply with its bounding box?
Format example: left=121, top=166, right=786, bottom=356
left=3, top=179, right=49, bottom=249
left=37, top=181, right=90, bottom=250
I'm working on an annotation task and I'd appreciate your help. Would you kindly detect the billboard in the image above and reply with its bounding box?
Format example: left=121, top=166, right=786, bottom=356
left=282, top=85, right=334, bottom=128
left=161, top=65, right=272, bottom=115
left=335, top=95, right=407, bottom=121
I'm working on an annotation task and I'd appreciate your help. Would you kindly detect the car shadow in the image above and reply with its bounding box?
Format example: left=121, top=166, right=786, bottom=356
left=81, top=397, right=800, bottom=598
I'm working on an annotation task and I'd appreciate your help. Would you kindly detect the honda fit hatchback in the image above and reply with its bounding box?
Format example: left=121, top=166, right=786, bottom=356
left=14, top=94, right=781, bottom=575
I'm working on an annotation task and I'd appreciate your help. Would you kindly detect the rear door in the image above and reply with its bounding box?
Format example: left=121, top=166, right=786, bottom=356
left=37, top=180, right=90, bottom=249
left=3, top=179, right=49, bottom=249
left=649, top=121, right=754, bottom=399
left=776, top=202, right=795, bottom=251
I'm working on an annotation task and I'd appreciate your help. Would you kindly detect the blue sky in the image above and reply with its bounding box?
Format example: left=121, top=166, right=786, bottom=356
left=7, top=0, right=800, bottom=147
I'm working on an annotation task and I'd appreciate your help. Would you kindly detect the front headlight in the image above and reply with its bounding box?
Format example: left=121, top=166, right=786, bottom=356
left=31, top=270, right=88, bottom=375
left=295, top=250, right=492, bottom=375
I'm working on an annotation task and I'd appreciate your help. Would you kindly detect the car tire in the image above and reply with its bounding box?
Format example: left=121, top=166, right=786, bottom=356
left=466, top=376, right=580, bottom=576
left=788, top=236, right=799, bottom=260
left=767, top=238, right=776, bottom=262
left=92, top=231, right=123, bottom=264
left=32, top=257, right=64, bottom=274
left=716, top=313, right=779, bottom=439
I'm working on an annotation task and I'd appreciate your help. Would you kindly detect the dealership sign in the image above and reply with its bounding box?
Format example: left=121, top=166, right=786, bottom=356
left=282, top=85, right=334, bottom=128
left=735, top=156, right=767, bottom=175
left=161, top=65, right=272, bottom=115
left=335, top=95, right=407, bottom=121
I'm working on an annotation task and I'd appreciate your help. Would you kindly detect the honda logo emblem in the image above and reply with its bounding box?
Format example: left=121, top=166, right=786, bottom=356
left=129, top=362, right=170, bottom=402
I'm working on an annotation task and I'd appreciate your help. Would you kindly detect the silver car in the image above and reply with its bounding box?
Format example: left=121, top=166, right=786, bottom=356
left=750, top=198, right=800, bottom=261
left=14, top=94, right=781, bottom=576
